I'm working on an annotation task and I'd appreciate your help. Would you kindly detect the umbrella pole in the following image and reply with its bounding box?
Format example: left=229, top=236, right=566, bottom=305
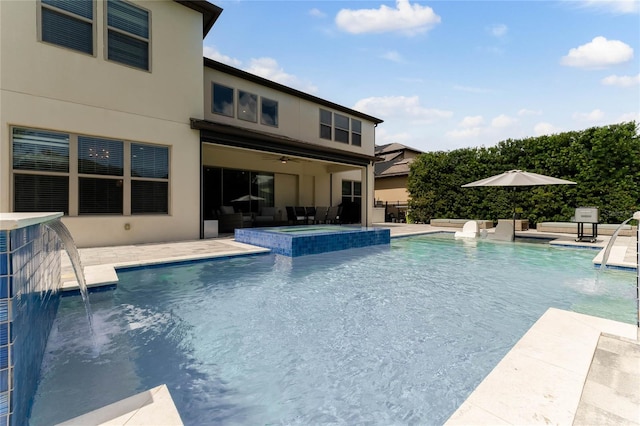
left=512, top=187, right=516, bottom=241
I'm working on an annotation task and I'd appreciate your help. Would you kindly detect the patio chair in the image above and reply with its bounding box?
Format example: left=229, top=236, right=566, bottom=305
left=217, top=206, right=252, bottom=233
left=454, top=221, right=479, bottom=239
left=294, top=206, right=308, bottom=224
left=254, top=206, right=277, bottom=225
left=488, top=220, right=514, bottom=241
left=305, top=206, right=316, bottom=224
left=314, top=206, right=328, bottom=224
left=326, top=206, right=342, bottom=224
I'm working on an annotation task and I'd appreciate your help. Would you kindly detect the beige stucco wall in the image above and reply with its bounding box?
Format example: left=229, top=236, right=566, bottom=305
left=0, top=0, right=205, bottom=247
left=203, top=67, right=377, bottom=158
left=375, top=176, right=410, bottom=205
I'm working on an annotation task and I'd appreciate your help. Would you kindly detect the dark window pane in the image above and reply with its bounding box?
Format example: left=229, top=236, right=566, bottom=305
left=352, top=133, right=361, bottom=146
left=43, top=0, right=93, bottom=19
left=320, top=109, right=332, bottom=125
left=12, top=128, right=69, bottom=172
left=261, top=98, right=278, bottom=127
left=107, top=0, right=149, bottom=38
left=14, top=174, right=68, bottom=214
left=78, top=137, right=123, bottom=176
left=131, top=144, right=168, bottom=178
left=213, top=84, right=234, bottom=116
left=79, top=177, right=123, bottom=214
left=351, top=119, right=362, bottom=133
left=335, top=128, right=349, bottom=143
left=354, top=181, right=362, bottom=196
left=335, top=114, right=349, bottom=130
left=108, top=30, right=148, bottom=70
left=320, top=124, right=332, bottom=140
left=238, top=91, right=257, bottom=122
left=132, top=180, right=168, bottom=214
left=41, top=8, right=93, bottom=54
left=342, top=180, right=352, bottom=196
left=222, top=169, right=250, bottom=206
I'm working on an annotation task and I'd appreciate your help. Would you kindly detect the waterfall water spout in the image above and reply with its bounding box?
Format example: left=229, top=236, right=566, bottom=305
left=45, top=219, right=95, bottom=334
left=599, top=217, right=634, bottom=270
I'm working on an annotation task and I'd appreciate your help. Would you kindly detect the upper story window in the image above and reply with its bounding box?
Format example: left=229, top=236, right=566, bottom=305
left=261, top=98, right=278, bottom=127
left=334, top=113, right=349, bottom=144
left=351, top=119, right=362, bottom=146
left=320, top=109, right=332, bottom=140
left=106, top=0, right=150, bottom=71
left=319, top=109, right=362, bottom=146
left=212, top=83, right=234, bottom=117
left=40, top=0, right=95, bottom=55
left=238, top=90, right=258, bottom=123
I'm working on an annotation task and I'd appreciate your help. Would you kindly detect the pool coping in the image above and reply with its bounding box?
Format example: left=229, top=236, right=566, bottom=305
left=445, top=308, right=638, bottom=425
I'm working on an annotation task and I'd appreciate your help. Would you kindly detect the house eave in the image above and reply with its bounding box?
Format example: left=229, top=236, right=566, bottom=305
left=191, top=119, right=379, bottom=167
left=174, top=1, right=223, bottom=37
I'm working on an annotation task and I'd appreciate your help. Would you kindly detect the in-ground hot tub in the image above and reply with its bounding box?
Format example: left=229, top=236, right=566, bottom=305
left=234, top=225, right=390, bottom=257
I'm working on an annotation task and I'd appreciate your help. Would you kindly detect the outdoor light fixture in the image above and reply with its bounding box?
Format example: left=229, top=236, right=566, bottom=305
left=280, top=156, right=288, bottom=164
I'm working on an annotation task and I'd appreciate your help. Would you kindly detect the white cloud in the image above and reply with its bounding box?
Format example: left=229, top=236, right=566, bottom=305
left=578, top=0, right=640, bottom=14
left=534, top=122, right=564, bottom=136
left=601, top=73, right=640, bottom=87
left=309, top=8, right=326, bottom=18
left=518, top=108, right=542, bottom=116
left=616, top=111, right=640, bottom=122
left=561, top=36, right=634, bottom=68
left=489, top=24, right=508, bottom=37
left=459, top=115, right=484, bottom=128
left=572, top=109, right=606, bottom=122
left=491, top=114, right=517, bottom=128
left=353, top=95, right=452, bottom=123
left=381, top=50, right=404, bottom=62
left=203, top=46, right=242, bottom=67
left=335, top=0, right=441, bottom=36
left=244, top=58, right=318, bottom=94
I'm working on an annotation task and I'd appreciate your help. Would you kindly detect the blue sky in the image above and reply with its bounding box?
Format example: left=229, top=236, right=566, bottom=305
left=203, top=0, right=640, bottom=152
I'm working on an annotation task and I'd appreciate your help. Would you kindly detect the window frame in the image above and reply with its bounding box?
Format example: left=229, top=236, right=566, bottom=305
left=104, top=0, right=152, bottom=72
left=351, top=119, right=362, bottom=147
left=11, top=126, right=170, bottom=216
left=212, top=83, right=235, bottom=117
left=38, top=0, right=96, bottom=56
left=260, top=97, right=279, bottom=127
left=237, top=90, right=258, bottom=123
left=319, top=109, right=362, bottom=146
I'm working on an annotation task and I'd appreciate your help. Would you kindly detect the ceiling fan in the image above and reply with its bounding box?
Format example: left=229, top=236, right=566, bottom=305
left=262, top=155, right=299, bottom=164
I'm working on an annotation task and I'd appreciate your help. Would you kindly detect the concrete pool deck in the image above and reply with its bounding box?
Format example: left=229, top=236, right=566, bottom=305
left=57, top=223, right=639, bottom=425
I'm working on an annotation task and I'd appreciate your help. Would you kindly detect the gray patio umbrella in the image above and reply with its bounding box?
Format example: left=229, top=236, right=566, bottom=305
left=231, top=194, right=266, bottom=202
left=462, top=169, right=576, bottom=240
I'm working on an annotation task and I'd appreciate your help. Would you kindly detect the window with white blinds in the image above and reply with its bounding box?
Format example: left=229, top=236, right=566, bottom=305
left=12, top=127, right=169, bottom=215
left=40, top=0, right=94, bottom=55
left=106, top=0, right=150, bottom=70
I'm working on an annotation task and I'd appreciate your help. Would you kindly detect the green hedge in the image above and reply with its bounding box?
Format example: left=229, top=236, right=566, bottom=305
left=407, top=121, right=640, bottom=226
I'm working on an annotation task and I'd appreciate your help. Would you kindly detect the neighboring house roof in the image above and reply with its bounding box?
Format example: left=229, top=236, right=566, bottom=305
left=374, top=143, right=422, bottom=177
left=174, top=1, right=223, bottom=37
left=204, top=58, right=384, bottom=125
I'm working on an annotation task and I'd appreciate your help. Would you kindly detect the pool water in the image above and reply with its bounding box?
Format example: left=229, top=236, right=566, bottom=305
left=29, top=235, right=636, bottom=425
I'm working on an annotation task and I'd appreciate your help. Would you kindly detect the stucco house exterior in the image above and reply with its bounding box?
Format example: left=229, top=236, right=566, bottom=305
left=0, top=0, right=382, bottom=248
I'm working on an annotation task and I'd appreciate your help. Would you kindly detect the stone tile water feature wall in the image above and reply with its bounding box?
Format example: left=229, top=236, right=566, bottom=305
left=0, top=213, right=63, bottom=426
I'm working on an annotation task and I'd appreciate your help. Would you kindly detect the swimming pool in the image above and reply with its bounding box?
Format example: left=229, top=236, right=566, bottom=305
left=29, top=234, right=636, bottom=425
